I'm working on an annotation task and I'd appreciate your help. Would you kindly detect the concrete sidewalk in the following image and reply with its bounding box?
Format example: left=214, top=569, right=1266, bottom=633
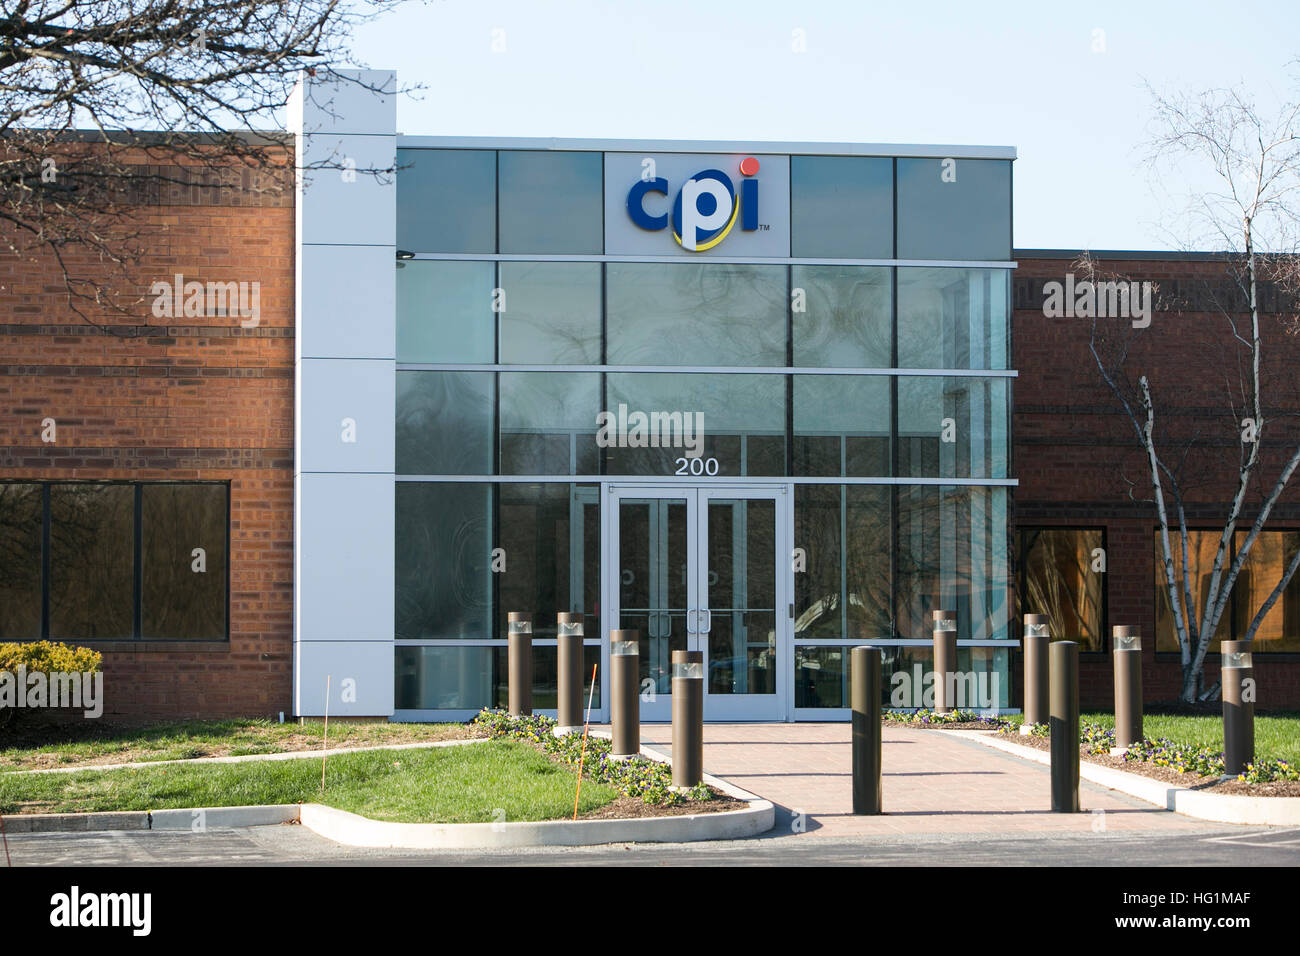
left=630, top=723, right=1216, bottom=837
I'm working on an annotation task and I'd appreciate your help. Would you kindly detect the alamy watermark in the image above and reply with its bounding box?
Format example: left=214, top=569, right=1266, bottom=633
left=150, top=273, right=261, bottom=327
left=890, top=664, right=1001, bottom=710
left=596, top=404, right=705, bottom=458
left=1042, top=274, right=1154, bottom=328
left=0, top=666, right=103, bottom=718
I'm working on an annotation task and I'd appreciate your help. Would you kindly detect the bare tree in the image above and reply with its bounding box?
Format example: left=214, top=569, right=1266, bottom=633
left=0, top=0, right=410, bottom=332
left=1084, top=75, right=1300, bottom=702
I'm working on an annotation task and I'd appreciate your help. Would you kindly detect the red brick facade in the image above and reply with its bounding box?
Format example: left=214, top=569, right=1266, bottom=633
left=1013, top=252, right=1300, bottom=710
left=0, top=160, right=295, bottom=719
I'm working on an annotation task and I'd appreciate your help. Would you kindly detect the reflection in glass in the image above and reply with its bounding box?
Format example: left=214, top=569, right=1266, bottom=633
left=498, top=261, right=601, bottom=364
left=500, top=373, right=600, bottom=474
left=606, top=262, right=786, bottom=366
left=396, top=371, right=494, bottom=475
left=142, top=484, right=227, bottom=639
left=896, top=485, right=1009, bottom=642
left=1153, top=531, right=1233, bottom=653
left=793, top=485, right=891, bottom=640
left=395, top=483, right=492, bottom=639
left=1233, top=531, right=1300, bottom=652
left=1017, top=528, right=1103, bottom=652
left=792, top=265, right=891, bottom=367
left=706, top=499, right=777, bottom=696
left=50, top=484, right=134, bottom=640
left=898, top=268, right=1009, bottom=369
left=604, top=373, right=785, bottom=476
left=618, top=497, right=689, bottom=697
left=497, top=151, right=604, bottom=254
left=396, top=260, right=495, bottom=364
left=0, top=483, right=42, bottom=639
left=793, top=376, right=890, bottom=476
left=897, top=376, right=1008, bottom=479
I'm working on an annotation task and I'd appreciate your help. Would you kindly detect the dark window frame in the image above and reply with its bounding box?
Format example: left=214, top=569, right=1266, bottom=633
left=0, top=479, right=230, bottom=643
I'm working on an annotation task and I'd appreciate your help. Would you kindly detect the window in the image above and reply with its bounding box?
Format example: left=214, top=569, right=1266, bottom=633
left=896, top=158, right=1011, bottom=261
left=396, top=149, right=496, bottom=253
left=396, top=260, right=495, bottom=364
left=1155, top=530, right=1300, bottom=653
left=897, top=267, right=1010, bottom=369
left=790, top=156, right=893, bottom=259
left=896, top=376, right=1009, bottom=479
left=498, top=261, right=601, bottom=364
left=0, top=481, right=228, bottom=642
left=396, top=371, right=495, bottom=475
left=791, top=265, right=891, bottom=368
left=497, top=151, right=603, bottom=254
left=499, top=372, right=601, bottom=475
left=1017, top=528, right=1104, bottom=652
left=792, top=376, right=890, bottom=477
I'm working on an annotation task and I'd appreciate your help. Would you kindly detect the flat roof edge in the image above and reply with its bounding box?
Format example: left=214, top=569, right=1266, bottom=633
left=1014, top=248, right=1248, bottom=261
left=395, top=135, right=1017, bottom=160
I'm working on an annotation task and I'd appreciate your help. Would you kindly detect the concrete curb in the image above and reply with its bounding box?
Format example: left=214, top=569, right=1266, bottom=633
left=150, top=805, right=301, bottom=830
left=1, top=811, right=151, bottom=833
left=5, top=738, right=484, bottom=776
left=951, top=729, right=1300, bottom=826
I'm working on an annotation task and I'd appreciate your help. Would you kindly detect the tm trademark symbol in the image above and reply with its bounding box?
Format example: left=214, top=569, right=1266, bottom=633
left=759, top=223, right=770, bottom=231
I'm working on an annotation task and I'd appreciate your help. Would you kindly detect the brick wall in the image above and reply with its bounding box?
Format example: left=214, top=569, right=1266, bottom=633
left=1013, top=253, right=1300, bottom=710
left=0, top=158, right=295, bottom=720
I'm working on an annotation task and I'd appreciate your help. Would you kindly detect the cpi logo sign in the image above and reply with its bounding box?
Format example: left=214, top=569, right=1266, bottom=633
left=627, top=157, right=761, bottom=251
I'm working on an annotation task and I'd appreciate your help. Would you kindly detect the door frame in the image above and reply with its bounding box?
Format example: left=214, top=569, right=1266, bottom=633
left=602, top=482, right=792, bottom=722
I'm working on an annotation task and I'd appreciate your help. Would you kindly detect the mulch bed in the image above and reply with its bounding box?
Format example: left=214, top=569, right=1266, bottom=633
left=888, top=720, right=1004, bottom=730
left=578, top=790, right=748, bottom=819
left=989, top=732, right=1300, bottom=797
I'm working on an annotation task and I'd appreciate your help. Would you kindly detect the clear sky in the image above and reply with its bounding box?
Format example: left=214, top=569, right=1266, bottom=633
left=346, top=0, right=1300, bottom=252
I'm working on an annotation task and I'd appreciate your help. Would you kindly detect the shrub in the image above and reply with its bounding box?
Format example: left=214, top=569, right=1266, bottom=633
left=0, top=641, right=103, bottom=730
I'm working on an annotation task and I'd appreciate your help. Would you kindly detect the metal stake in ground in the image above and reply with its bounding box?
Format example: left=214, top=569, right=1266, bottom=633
left=851, top=645, right=883, bottom=815
left=507, top=612, right=533, bottom=716
left=1111, top=625, right=1143, bottom=753
left=1050, top=640, right=1080, bottom=812
left=610, top=629, right=641, bottom=759
left=321, top=674, right=331, bottom=792
left=671, top=650, right=704, bottom=789
left=1221, top=641, right=1255, bottom=777
left=932, top=609, right=958, bottom=714
left=1022, top=614, right=1050, bottom=734
left=556, top=611, right=585, bottom=735
left=571, top=663, right=599, bottom=821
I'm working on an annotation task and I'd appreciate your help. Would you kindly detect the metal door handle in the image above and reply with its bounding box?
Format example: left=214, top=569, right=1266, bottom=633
left=701, top=608, right=712, bottom=633
left=687, top=608, right=697, bottom=634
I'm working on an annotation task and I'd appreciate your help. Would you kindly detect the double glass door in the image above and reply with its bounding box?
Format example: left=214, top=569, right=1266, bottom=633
left=608, top=485, right=789, bottom=721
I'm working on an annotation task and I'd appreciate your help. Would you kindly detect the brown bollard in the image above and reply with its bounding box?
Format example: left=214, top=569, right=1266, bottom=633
left=671, top=650, right=704, bottom=788
left=1050, top=640, right=1080, bottom=812
left=1022, top=614, right=1050, bottom=733
left=610, top=630, right=641, bottom=759
left=932, top=609, right=958, bottom=713
left=1112, top=625, right=1143, bottom=751
left=851, top=646, right=883, bottom=815
left=507, top=612, right=532, bottom=716
left=555, top=612, right=584, bottom=734
left=1221, top=641, right=1255, bottom=777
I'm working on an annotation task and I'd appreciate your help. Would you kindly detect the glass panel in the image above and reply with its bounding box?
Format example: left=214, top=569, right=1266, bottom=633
left=898, top=268, right=1009, bottom=369
left=791, top=265, right=891, bottom=368
left=396, top=149, right=496, bottom=254
left=499, top=373, right=600, bottom=475
left=793, top=376, right=890, bottom=477
left=498, top=261, right=601, bottom=364
left=0, top=483, right=42, bottom=639
left=606, top=262, right=786, bottom=366
left=497, top=151, right=603, bottom=254
left=790, top=156, right=893, bottom=259
left=1154, top=531, right=1232, bottom=652
left=1018, top=528, right=1103, bottom=652
left=897, top=376, right=1008, bottom=478
left=527, top=644, right=603, bottom=709
left=793, top=485, right=891, bottom=640
left=1233, top=531, right=1300, bottom=652
left=604, top=373, right=785, bottom=476
left=395, top=483, right=493, bottom=639
left=881, top=646, right=1009, bottom=709
left=618, top=497, right=689, bottom=698
left=795, top=646, right=847, bottom=708
left=497, top=483, right=601, bottom=640
left=395, top=645, right=503, bottom=710
left=896, top=158, right=1011, bottom=261
left=396, top=260, right=495, bottom=364
left=896, top=485, right=1010, bottom=642
left=49, top=484, right=134, bottom=640
left=141, top=484, right=227, bottom=640
left=706, top=498, right=777, bottom=696
left=396, top=371, right=494, bottom=475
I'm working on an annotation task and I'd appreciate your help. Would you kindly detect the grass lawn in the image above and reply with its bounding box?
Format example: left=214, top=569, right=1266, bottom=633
left=1006, top=711, right=1300, bottom=763
left=0, top=739, right=619, bottom=823
left=0, top=718, right=468, bottom=773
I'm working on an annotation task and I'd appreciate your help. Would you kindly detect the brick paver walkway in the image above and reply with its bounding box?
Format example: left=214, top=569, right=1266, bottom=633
left=633, top=723, right=1215, bottom=837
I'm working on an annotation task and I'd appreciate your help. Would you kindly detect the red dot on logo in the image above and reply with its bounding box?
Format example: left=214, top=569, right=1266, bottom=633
left=739, top=157, right=760, bottom=176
